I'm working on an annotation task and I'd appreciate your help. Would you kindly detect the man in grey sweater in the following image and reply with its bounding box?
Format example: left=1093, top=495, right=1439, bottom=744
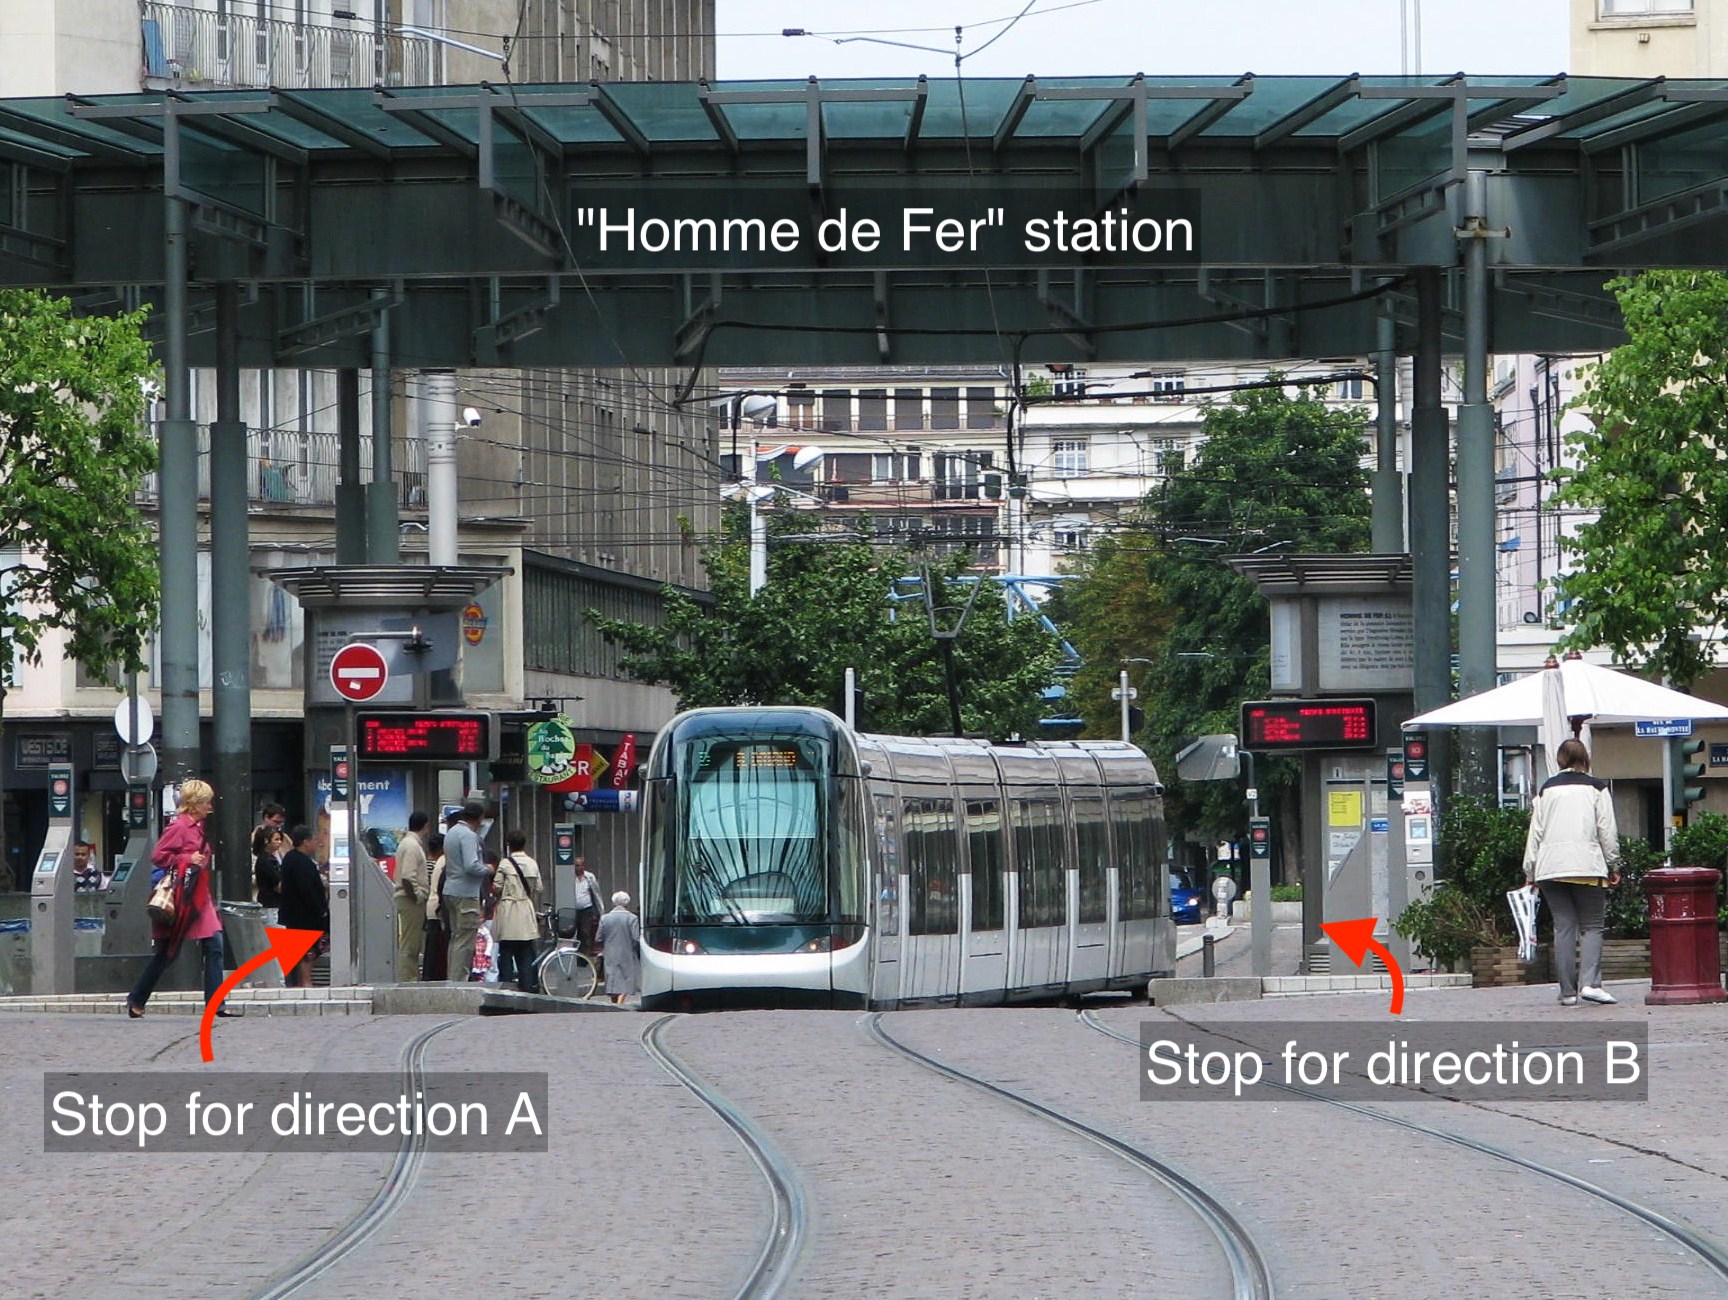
left=443, top=800, right=490, bottom=981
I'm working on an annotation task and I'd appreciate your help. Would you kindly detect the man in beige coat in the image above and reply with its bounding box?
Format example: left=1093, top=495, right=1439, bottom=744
left=394, top=812, right=431, bottom=982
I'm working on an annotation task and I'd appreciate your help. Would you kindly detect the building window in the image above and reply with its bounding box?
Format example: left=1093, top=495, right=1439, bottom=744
left=1335, top=376, right=1364, bottom=400
left=965, top=386, right=998, bottom=429
left=1152, top=438, right=1186, bottom=475
left=857, top=389, right=888, bottom=431
left=1054, top=524, right=1090, bottom=551
left=1600, top=0, right=1692, bottom=14
left=929, top=387, right=960, bottom=429
left=820, top=389, right=851, bottom=432
left=872, top=450, right=919, bottom=482
left=786, top=388, right=816, bottom=430
left=1150, top=370, right=1186, bottom=401
left=1052, top=438, right=1089, bottom=478
left=935, top=450, right=992, bottom=501
left=893, top=389, right=924, bottom=432
left=1050, top=365, right=1087, bottom=398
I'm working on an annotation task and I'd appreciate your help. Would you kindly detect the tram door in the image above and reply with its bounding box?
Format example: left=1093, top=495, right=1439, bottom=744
left=869, top=791, right=901, bottom=1006
left=1068, top=796, right=1109, bottom=989
left=899, top=795, right=963, bottom=1002
left=959, top=795, right=1008, bottom=1003
left=1008, top=793, right=1068, bottom=995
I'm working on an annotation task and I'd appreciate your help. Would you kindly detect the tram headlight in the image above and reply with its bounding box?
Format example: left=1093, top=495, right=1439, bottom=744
left=798, top=935, right=835, bottom=953
left=646, top=932, right=704, bottom=954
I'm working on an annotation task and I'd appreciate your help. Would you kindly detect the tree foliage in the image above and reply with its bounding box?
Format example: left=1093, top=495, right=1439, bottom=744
left=0, top=291, right=159, bottom=691
left=590, top=500, right=1063, bottom=740
left=1553, top=271, right=1728, bottom=687
left=1053, top=383, right=1372, bottom=858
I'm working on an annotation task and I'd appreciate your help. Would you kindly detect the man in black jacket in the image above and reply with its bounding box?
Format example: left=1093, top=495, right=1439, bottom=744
left=277, top=825, right=329, bottom=988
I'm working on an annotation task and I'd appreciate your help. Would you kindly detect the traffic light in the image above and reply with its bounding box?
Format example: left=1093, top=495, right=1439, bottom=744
left=1670, top=736, right=1707, bottom=817
left=1127, top=705, right=1145, bottom=734
left=1247, top=817, right=1272, bottom=860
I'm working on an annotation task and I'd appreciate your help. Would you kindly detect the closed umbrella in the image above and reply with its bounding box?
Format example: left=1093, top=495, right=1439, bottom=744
left=1538, top=656, right=1590, bottom=780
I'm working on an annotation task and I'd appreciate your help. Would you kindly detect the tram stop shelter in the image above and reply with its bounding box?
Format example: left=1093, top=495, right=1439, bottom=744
left=2, top=71, right=1726, bottom=803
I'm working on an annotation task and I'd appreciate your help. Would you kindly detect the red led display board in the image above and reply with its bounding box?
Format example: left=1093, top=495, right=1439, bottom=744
left=1239, top=699, right=1377, bottom=752
left=356, top=712, right=494, bottom=762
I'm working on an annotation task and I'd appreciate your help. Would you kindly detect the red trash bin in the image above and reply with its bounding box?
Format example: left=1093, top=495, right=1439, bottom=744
left=1645, top=866, right=1727, bottom=1006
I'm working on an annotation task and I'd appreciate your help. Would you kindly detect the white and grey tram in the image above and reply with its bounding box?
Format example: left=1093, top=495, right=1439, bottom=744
left=638, top=706, right=1174, bottom=1010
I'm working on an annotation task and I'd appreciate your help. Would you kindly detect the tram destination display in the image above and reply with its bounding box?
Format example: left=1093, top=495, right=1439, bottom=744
left=1240, top=699, right=1378, bottom=752
left=356, top=712, right=496, bottom=762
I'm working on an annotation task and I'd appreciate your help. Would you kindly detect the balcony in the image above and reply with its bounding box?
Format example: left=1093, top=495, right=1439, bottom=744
left=140, top=425, right=428, bottom=510
left=141, top=3, right=435, bottom=91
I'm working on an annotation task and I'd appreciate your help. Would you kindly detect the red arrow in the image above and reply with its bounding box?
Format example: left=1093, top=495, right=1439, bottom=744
left=1321, top=917, right=1406, bottom=1015
left=200, top=927, right=324, bottom=1063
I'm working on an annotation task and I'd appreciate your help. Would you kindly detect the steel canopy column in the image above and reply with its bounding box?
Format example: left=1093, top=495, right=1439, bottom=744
left=368, top=303, right=399, bottom=562
left=210, top=284, right=253, bottom=899
left=335, top=369, right=366, bottom=564
left=159, top=108, right=200, bottom=789
left=1410, top=267, right=1452, bottom=804
left=425, top=370, right=459, bottom=567
left=1371, top=309, right=1405, bottom=553
left=1454, top=171, right=1497, bottom=798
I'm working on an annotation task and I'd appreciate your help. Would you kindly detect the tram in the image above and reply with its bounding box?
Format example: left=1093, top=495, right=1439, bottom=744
left=638, top=706, right=1174, bottom=1010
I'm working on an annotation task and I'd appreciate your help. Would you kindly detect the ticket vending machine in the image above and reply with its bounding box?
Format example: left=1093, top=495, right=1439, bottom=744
left=102, top=787, right=159, bottom=957
left=30, top=763, right=77, bottom=995
left=327, top=746, right=397, bottom=987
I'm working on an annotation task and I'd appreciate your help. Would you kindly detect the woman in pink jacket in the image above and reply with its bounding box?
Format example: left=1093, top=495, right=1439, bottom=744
left=126, top=779, right=229, bottom=1018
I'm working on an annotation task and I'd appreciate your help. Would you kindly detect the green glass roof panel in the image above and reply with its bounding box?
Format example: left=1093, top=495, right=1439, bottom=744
left=1189, top=75, right=1362, bottom=136
left=584, top=81, right=717, bottom=143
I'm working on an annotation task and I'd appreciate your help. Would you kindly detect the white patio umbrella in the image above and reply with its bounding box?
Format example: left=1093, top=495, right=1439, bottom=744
left=1406, top=653, right=1728, bottom=740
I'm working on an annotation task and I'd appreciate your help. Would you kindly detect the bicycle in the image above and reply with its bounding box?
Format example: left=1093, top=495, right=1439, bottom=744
left=534, top=906, right=599, bottom=1000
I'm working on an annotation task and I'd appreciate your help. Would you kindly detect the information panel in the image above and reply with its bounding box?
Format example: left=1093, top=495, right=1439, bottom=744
left=1240, top=699, right=1378, bottom=752
left=356, top=712, right=495, bottom=762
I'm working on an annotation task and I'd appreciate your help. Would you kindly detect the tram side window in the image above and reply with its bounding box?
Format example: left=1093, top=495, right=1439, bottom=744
left=1073, top=797, right=1108, bottom=924
left=874, top=792, right=900, bottom=935
left=965, top=798, right=1006, bottom=931
left=1117, top=795, right=1157, bottom=920
left=643, top=779, right=674, bottom=923
left=905, top=797, right=960, bottom=935
left=1012, top=797, right=1066, bottom=928
left=833, top=777, right=866, bottom=924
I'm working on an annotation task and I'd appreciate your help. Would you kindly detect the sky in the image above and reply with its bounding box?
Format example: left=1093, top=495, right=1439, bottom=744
left=714, top=0, right=1571, bottom=81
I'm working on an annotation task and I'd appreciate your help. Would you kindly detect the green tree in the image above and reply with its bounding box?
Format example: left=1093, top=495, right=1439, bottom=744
left=591, top=500, right=1062, bottom=740
left=1, top=290, right=159, bottom=888
left=1553, top=270, right=1728, bottom=687
left=1055, top=383, right=1372, bottom=867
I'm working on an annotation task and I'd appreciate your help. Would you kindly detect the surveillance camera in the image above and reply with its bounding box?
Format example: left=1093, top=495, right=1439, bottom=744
left=462, top=406, right=483, bottom=427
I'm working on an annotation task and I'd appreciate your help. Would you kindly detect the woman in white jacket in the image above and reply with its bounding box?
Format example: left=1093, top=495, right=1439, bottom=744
left=1521, top=738, right=1622, bottom=1006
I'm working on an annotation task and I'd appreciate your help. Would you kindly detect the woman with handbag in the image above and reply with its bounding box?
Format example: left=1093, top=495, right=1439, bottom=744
left=126, top=779, right=227, bottom=1018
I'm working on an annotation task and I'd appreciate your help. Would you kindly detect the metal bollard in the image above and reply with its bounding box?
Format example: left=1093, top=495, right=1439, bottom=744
left=1202, top=932, right=1216, bottom=978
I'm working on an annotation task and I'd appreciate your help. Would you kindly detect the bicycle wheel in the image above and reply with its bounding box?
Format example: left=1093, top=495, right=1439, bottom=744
left=539, top=947, right=598, bottom=1000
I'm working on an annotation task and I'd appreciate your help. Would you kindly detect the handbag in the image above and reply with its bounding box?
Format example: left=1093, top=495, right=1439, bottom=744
left=147, top=870, right=178, bottom=926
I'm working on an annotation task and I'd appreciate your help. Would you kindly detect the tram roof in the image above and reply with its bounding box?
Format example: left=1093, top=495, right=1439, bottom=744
left=3, top=73, right=1726, bottom=366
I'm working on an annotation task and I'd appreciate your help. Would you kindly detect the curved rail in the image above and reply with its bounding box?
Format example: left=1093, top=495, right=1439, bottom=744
left=641, top=1015, right=808, bottom=1300
left=1080, top=1009, right=1728, bottom=1286
left=867, top=1012, right=1273, bottom=1300
left=249, top=1018, right=460, bottom=1300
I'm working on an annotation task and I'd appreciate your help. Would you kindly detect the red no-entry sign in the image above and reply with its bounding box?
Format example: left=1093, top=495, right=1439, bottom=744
left=330, top=642, right=389, bottom=702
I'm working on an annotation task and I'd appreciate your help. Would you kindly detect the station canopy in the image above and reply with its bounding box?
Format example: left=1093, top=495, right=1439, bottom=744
left=1, top=72, right=1725, bottom=368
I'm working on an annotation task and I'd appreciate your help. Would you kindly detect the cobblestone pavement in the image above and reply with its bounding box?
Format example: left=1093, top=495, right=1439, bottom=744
left=664, top=1010, right=1223, bottom=1298
left=5, top=970, right=1727, bottom=1299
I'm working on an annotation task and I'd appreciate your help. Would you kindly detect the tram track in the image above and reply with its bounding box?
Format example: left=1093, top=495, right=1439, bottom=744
left=247, top=1018, right=460, bottom=1300
left=866, top=1011, right=1275, bottom=1300
left=641, top=1014, right=808, bottom=1300
left=1079, top=1008, right=1728, bottom=1288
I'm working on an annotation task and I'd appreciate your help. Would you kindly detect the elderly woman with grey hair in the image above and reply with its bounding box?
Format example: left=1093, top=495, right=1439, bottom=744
left=596, top=890, right=642, bottom=1004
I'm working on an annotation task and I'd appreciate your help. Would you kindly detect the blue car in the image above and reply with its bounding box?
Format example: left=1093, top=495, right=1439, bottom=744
left=1170, top=869, right=1205, bottom=925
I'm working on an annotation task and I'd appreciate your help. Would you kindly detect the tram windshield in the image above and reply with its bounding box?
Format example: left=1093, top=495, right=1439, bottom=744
left=671, top=734, right=832, bottom=924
